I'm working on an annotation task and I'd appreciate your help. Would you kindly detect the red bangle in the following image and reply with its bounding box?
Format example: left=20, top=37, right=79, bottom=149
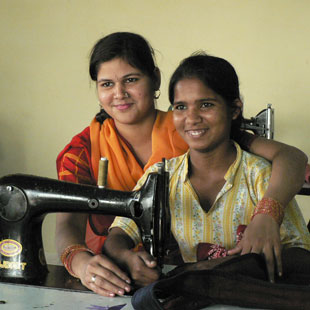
left=61, top=244, right=94, bottom=278
left=251, top=197, right=284, bottom=226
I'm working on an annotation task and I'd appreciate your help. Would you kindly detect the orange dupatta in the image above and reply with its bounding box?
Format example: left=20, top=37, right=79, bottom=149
left=86, top=110, right=188, bottom=253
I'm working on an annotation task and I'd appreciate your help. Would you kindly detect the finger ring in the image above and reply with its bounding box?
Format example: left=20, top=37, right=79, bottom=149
left=91, top=275, right=96, bottom=283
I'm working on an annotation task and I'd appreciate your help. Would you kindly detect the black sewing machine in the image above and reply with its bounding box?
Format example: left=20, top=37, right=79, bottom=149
left=241, top=104, right=274, bottom=139
left=0, top=159, right=170, bottom=283
left=242, top=104, right=310, bottom=198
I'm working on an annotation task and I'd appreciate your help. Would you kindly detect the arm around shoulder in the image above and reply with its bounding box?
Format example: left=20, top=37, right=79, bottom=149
left=249, top=136, right=308, bottom=205
left=233, top=136, right=308, bottom=282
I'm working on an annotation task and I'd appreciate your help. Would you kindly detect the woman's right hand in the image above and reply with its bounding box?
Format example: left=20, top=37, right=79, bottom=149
left=55, top=213, right=132, bottom=296
left=74, top=251, right=132, bottom=297
left=102, top=227, right=161, bottom=288
left=124, top=249, right=161, bottom=287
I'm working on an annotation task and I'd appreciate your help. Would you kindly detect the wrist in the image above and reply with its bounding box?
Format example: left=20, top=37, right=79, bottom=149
left=71, top=250, right=93, bottom=279
left=61, top=244, right=94, bottom=278
left=251, top=197, right=284, bottom=226
left=119, top=248, right=134, bottom=262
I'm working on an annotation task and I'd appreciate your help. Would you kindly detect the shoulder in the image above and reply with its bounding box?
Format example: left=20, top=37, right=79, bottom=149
left=57, top=126, right=91, bottom=158
left=56, top=126, right=94, bottom=183
left=134, top=154, right=187, bottom=191
left=240, top=146, right=271, bottom=178
left=146, top=153, right=186, bottom=177
left=155, top=154, right=187, bottom=185
left=70, top=126, right=91, bottom=148
left=232, top=143, right=272, bottom=197
left=165, top=153, right=187, bottom=175
left=242, top=148, right=271, bottom=167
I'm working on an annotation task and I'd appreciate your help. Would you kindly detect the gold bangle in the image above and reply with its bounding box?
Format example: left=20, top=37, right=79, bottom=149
left=251, top=197, right=284, bottom=226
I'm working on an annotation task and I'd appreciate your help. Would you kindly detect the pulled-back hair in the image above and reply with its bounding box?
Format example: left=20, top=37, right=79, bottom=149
left=90, top=32, right=158, bottom=123
left=168, top=52, right=243, bottom=139
left=89, top=32, right=157, bottom=83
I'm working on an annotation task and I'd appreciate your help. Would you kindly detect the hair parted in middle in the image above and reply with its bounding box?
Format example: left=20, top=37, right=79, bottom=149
left=90, top=32, right=159, bottom=123
left=168, top=51, right=244, bottom=140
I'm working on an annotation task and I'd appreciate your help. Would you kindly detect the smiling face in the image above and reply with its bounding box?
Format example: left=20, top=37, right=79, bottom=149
left=96, top=57, right=156, bottom=127
left=173, top=78, right=237, bottom=154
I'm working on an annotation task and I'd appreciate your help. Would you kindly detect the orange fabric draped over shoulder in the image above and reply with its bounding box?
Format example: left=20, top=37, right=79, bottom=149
left=86, top=110, right=188, bottom=253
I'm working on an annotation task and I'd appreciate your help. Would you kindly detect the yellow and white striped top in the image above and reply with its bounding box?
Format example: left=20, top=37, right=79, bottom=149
left=111, top=142, right=310, bottom=262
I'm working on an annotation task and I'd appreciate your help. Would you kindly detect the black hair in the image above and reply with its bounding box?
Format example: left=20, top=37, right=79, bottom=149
left=90, top=32, right=158, bottom=123
left=168, top=52, right=243, bottom=140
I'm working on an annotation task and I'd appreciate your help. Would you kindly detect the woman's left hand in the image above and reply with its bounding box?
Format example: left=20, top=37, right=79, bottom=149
left=227, top=214, right=282, bottom=283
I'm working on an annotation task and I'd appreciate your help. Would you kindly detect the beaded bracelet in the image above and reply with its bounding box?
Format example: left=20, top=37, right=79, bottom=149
left=61, top=244, right=94, bottom=278
left=251, top=197, right=284, bottom=226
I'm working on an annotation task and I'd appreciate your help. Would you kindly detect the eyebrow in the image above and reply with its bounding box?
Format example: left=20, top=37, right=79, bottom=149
left=97, top=72, right=143, bottom=83
left=173, top=98, right=218, bottom=105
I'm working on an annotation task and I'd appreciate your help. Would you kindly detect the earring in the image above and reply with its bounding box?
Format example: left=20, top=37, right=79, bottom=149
left=154, top=90, right=161, bottom=100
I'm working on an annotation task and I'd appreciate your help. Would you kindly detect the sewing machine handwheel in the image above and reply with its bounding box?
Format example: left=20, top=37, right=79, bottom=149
left=0, top=186, right=27, bottom=222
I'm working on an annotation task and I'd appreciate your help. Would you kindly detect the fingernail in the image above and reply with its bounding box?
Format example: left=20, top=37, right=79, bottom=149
left=118, top=290, right=124, bottom=295
left=125, top=286, right=131, bottom=292
left=109, top=293, right=115, bottom=297
left=126, top=279, right=131, bottom=284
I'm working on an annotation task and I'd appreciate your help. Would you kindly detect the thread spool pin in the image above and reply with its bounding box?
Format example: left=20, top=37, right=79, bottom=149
left=98, top=157, right=108, bottom=188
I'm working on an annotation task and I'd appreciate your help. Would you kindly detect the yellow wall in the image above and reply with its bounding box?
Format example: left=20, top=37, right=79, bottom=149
left=1, top=0, right=310, bottom=259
